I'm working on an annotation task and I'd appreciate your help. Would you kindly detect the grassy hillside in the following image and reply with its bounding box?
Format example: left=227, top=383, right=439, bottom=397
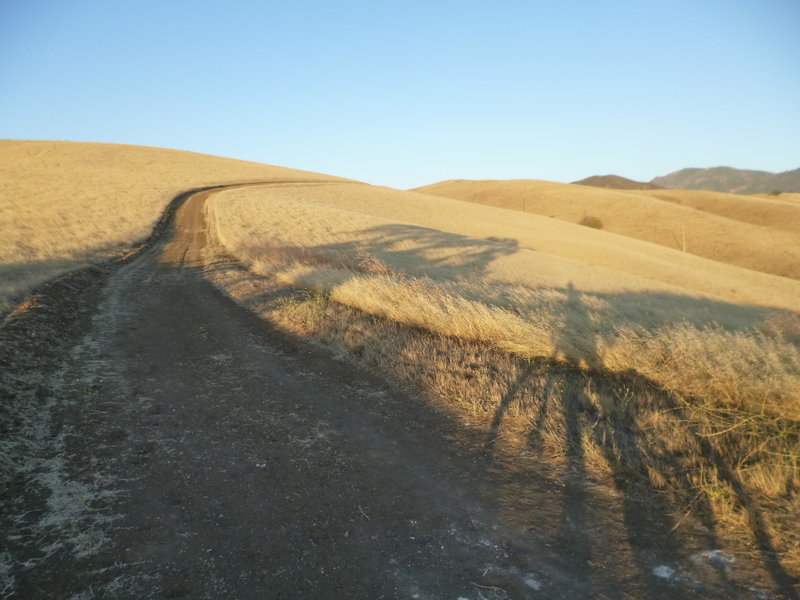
left=3, top=141, right=799, bottom=573
left=757, top=192, right=800, bottom=205
left=413, top=179, right=800, bottom=281
left=631, top=188, right=800, bottom=232
left=207, top=181, right=800, bottom=572
left=0, top=140, right=342, bottom=314
left=209, top=182, right=800, bottom=409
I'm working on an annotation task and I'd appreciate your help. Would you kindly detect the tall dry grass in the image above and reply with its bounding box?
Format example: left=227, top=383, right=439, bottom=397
left=207, top=181, right=800, bottom=574
left=208, top=182, right=800, bottom=311
left=208, top=183, right=800, bottom=420
left=204, top=249, right=800, bottom=577
left=216, top=244, right=800, bottom=422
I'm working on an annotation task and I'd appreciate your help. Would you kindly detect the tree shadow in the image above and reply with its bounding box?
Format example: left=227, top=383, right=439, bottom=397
left=555, top=282, right=600, bottom=368
left=196, top=195, right=798, bottom=596
left=553, top=372, right=596, bottom=592
left=484, top=284, right=799, bottom=598
left=243, top=223, right=521, bottom=282
left=677, top=404, right=799, bottom=597
left=551, top=287, right=682, bottom=596
left=236, top=214, right=789, bottom=346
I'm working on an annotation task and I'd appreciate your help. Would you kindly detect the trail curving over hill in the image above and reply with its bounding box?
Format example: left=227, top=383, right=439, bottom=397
left=1, top=183, right=795, bottom=599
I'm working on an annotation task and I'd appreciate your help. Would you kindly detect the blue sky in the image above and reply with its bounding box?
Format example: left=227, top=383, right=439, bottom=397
left=2, top=0, right=798, bottom=188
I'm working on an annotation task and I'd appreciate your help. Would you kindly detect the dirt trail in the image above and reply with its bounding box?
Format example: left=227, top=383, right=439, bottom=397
left=1, top=184, right=792, bottom=599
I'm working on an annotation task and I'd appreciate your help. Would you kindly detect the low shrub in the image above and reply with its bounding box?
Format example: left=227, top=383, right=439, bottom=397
left=578, top=215, right=603, bottom=229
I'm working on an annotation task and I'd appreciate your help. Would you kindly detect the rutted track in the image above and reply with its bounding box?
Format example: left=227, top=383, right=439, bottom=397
left=0, top=183, right=791, bottom=599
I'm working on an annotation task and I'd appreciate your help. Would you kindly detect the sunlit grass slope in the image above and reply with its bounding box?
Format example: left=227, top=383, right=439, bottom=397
left=0, top=140, right=342, bottom=313
left=209, top=181, right=800, bottom=566
left=211, top=182, right=800, bottom=313
left=413, top=179, right=800, bottom=280
left=755, top=192, right=800, bottom=205
left=3, top=140, right=798, bottom=567
left=209, top=182, right=800, bottom=417
left=633, top=188, right=800, bottom=232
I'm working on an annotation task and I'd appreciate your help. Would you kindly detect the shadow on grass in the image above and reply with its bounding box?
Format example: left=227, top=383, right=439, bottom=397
left=242, top=223, right=786, bottom=343
left=200, top=200, right=799, bottom=597
left=483, top=286, right=799, bottom=598
left=241, top=222, right=521, bottom=281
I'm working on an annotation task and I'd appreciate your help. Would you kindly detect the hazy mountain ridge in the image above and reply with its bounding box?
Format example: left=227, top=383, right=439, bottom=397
left=572, top=174, right=661, bottom=190
left=652, top=166, right=800, bottom=194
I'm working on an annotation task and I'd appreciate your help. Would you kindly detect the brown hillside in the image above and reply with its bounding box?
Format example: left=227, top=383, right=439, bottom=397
left=628, top=188, right=800, bottom=232
left=0, top=140, right=345, bottom=313
left=572, top=174, right=661, bottom=190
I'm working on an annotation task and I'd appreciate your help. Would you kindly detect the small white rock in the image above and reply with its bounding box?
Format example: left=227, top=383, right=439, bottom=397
left=652, top=565, right=675, bottom=580
left=523, top=576, right=542, bottom=590
left=701, top=549, right=735, bottom=566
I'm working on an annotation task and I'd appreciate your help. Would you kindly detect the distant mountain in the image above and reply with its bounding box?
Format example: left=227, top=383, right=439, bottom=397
left=572, top=174, right=661, bottom=190
left=652, top=166, right=800, bottom=195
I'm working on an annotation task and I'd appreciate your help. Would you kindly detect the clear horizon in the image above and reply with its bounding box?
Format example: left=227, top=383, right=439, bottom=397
left=2, top=0, right=798, bottom=189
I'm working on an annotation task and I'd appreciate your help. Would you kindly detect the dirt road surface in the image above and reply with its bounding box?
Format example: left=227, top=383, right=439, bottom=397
left=1, top=185, right=794, bottom=599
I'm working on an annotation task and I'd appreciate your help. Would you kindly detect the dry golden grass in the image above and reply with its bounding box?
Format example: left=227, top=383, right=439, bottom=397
left=413, top=179, right=800, bottom=280
left=203, top=248, right=800, bottom=576
left=0, top=140, right=343, bottom=314
left=209, top=182, right=800, bottom=309
left=756, top=192, right=800, bottom=205
left=3, top=140, right=798, bottom=574
left=207, top=180, right=800, bottom=572
left=634, top=188, right=800, bottom=231
left=209, top=182, right=800, bottom=416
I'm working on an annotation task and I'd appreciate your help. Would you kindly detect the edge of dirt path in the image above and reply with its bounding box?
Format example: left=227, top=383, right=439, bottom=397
left=1, top=185, right=218, bottom=326
left=0, top=183, right=277, bottom=598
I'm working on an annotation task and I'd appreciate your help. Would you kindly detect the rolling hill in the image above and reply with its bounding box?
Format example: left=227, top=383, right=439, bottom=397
left=3, top=141, right=799, bottom=580
left=0, top=140, right=343, bottom=313
left=413, top=179, right=800, bottom=283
